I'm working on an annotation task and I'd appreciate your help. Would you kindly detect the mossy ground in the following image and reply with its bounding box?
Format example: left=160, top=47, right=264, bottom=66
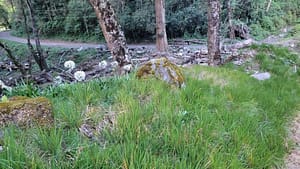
left=0, top=45, right=299, bottom=168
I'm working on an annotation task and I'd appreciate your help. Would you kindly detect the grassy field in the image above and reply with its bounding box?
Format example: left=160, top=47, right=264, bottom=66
left=0, top=44, right=300, bottom=168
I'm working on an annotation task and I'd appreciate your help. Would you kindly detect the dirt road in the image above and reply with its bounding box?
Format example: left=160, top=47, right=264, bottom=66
left=0, top=31, right=160, bottom=49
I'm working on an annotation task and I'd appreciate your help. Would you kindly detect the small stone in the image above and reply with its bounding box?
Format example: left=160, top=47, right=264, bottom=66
left=232, top=51, right=239, bottom=57
left=251, top=72, right=271, bottom=81
left=200, top=48, right=208, bottom=55
left=77, top=46, right=88, bottom=52
left=290, top=43, right=295, bottom=48
left=136, top=50, right=146, bottom=55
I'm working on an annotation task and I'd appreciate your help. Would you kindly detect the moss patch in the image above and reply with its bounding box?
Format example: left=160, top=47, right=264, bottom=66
left=136, top=57, right=185, bottom=88
left=0, top=96, right=53, bottom=127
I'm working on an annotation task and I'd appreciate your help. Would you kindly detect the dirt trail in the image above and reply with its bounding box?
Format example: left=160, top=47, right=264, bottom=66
left=285, top=111, right=300, bottom=169
left=0, top=31, right=158, bottom=49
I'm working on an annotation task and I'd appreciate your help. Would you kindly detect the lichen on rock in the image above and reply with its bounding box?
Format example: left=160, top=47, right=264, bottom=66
left=136, top=57, right=185, bottom=88
left=0, top=96, right=53, bottom=127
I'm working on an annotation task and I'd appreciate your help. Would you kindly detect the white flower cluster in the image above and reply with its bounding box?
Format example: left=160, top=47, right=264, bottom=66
left=64, top=60, right=76, bottom=70
left=74, top=71, right=86, bottom=81
left=99, top=60, right=108, bottom=69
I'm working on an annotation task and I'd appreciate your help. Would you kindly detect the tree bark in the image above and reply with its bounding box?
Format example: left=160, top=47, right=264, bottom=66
left=207, top=0, right=221, bottom=65
left=227, top=0, right=235, bottom=39
left=155, top=0, right=168, bottom=53
left=88, top=0, right=131, bottom=69
left=25, top=0, right=49, bottom=71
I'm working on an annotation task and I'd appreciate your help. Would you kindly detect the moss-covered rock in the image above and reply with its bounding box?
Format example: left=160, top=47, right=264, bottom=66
left=136, top=57, right=185, bottom=88
left=0, top=96, right=53, bottom=127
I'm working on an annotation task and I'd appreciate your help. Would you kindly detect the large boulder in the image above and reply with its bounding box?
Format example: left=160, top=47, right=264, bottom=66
left=136, top=57, right=185, bottom=88
left=0, top=96, right=54, bottom=127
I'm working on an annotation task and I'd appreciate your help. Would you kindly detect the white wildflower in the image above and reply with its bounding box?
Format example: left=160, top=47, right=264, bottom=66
left=64, top=60, right=76, bottom=70
left=123, top=64, right=132, bottom=71
left=99, top=60, right=108, bottom=69
left=74, top=71, right=86, bottom=81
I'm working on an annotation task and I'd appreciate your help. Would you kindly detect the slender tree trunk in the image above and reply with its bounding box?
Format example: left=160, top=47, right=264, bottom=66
left=207, top=0, right=221, bottom=65
left=227, top=0, right=235, bottom=39
left=155, top=0, right=168, bottom=53
left=266, top=0, right=272, bottom=12
left=88, top=0, right=131, bottom=69
left=0, top=42, right=26, bottom=76
left=20, top=0, right=34, bottom=74
left=25, top=0, right=49, bottom=71
left=82, top=0, right=89, bottom=34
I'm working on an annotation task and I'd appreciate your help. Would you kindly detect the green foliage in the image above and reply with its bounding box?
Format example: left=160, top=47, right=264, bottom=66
left=64, top=0, right=102, bottom=40
left=252, top=44, right=300, bottom=76
left=288, top=24, right=300, bottom=37
left=6, top=0, right=300, bottom=41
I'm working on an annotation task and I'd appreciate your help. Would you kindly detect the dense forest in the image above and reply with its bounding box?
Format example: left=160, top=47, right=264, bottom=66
left=0, top=0, right=300, bottom=42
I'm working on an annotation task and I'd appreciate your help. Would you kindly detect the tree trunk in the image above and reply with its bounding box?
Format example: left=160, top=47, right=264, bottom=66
left=155, top=0, right=168, bottom=53
left=88, top=0, right=131, bottom=69
left=25, top=0, right=49, bottom=71
left=227, top=0, right=235, bottom=39
left=20, top=0, right=35, bottom=74
left=207, top=0, right=221, bottom=65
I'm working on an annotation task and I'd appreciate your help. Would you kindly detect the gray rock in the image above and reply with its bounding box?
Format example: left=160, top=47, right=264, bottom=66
left=251, top=72, right=271, bottom=81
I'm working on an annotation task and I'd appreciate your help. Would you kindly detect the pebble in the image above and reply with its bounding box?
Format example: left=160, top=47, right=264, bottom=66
left=251, top=72, right=271, bottom=81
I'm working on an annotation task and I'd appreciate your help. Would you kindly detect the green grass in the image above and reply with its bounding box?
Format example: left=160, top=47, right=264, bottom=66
left=1, top=45, right=300, bottom=168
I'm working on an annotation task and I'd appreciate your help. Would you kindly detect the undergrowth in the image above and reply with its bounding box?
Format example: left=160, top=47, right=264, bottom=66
left=1, top=45, right=300, bottom=168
